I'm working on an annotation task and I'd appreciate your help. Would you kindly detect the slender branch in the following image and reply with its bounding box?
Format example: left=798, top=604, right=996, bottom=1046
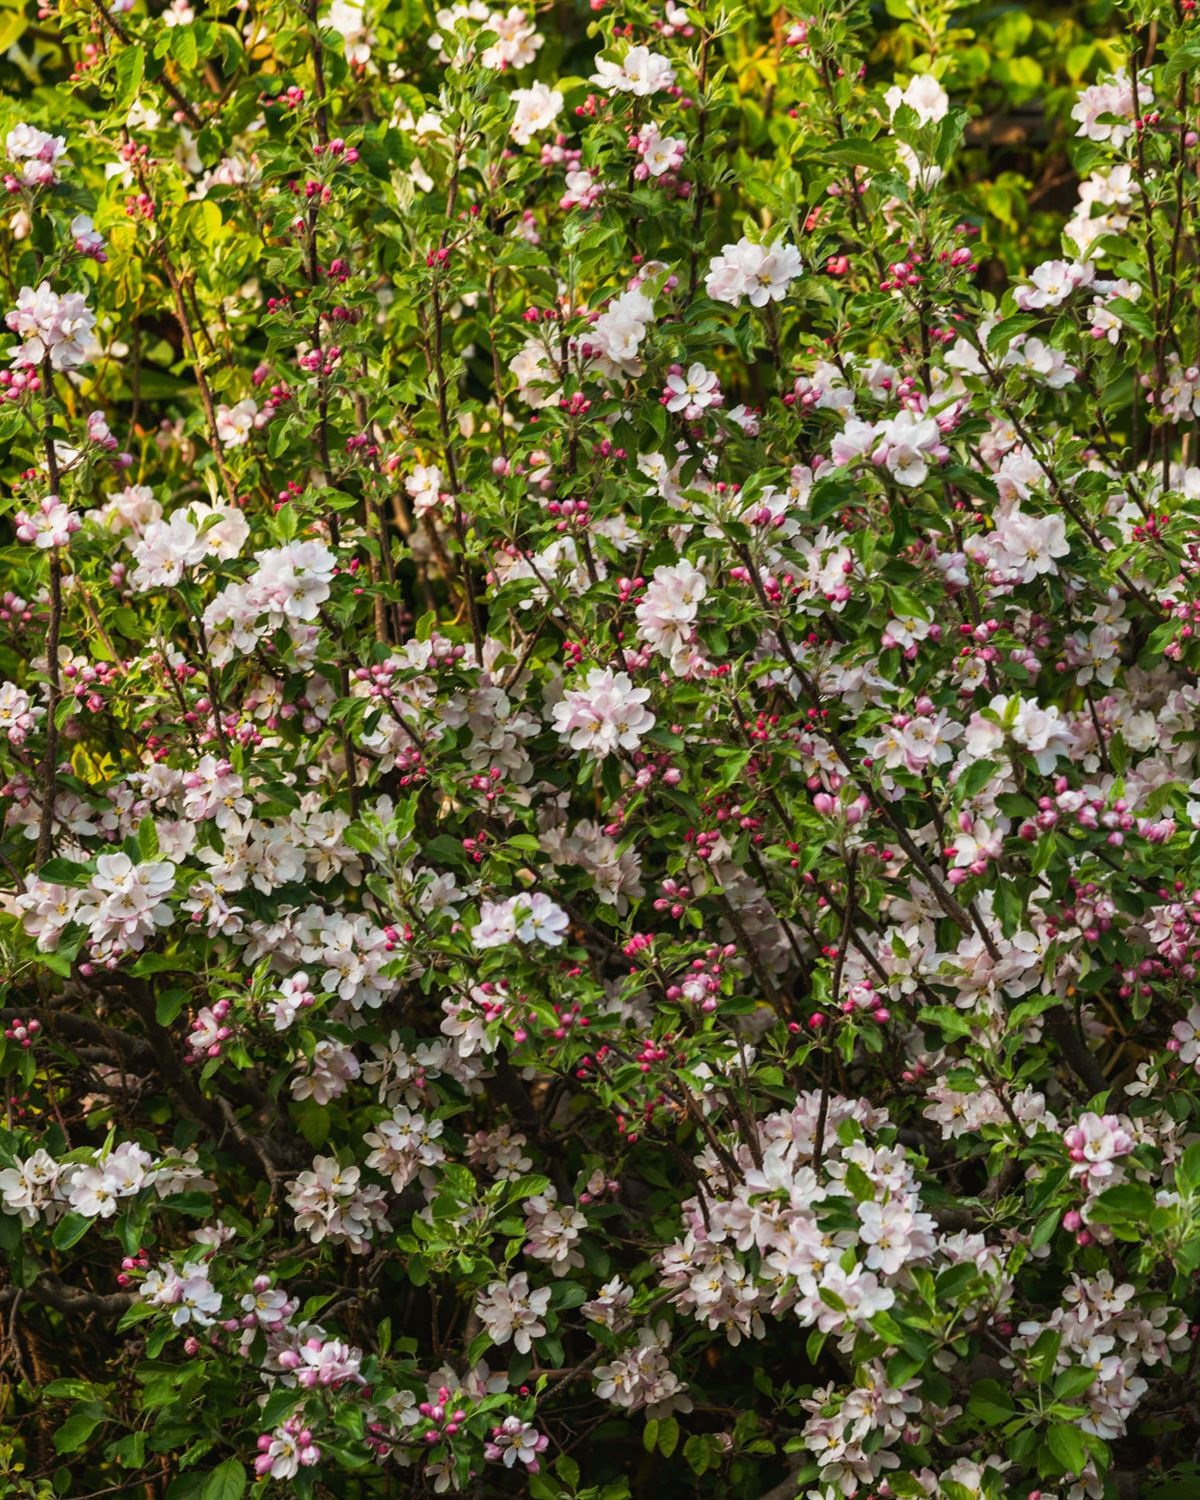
left=36, top=356, right=63, bottom=868
left=1045, top=1005, right=1108, bottom=1099
left=306, top=0, right=330, bottom=146
left=157, top=251, right=238, bottom=507
left=686, top=32, right=711, bottom=301
left=0, top=1276, right=136, bottom=1317
left=93, top=0, right=203, bottom=130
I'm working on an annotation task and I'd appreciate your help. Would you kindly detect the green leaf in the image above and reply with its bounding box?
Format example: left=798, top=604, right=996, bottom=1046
left=1163, top=37, right=1200, bottom=85
left=116, top=1205, right=148, bottom=1256
left=171, top=22, right=199, bottom=70
left=295, top=1101, right=330, bottom=1149
left=114, top=44, right=145, bottom=112
left=1054, top=1365, right=1099, bottom=1400
left=52, top=1212, right=93, bottom=1251
left=165, top=1477, right=210, bottom=1500
left=958, top=758, right=998, bottom=798
left=1029, top=1328, right=1062, bottom=1385
left=156, top=988, right=189, bottom=1025
left=110, top=1431, right=147, bottom=1468
left=917, top=1005, right=973, bottom=1040
left=1008, top=993, right=1060, bottom=1031
left=137, top=817, right=161, bottom=860
left=1030, top=1207, right=1061, bottom=1252
left=1177, top=1142, right=1200, bottom=1196
left=259, top=1387, right=302, bottom=1429
left=934, top=109, right=966, bottom=168
left=935, top=1262, right=978, bottom=1302
left=116, top=1301, right=158, bottom=1332
left=0, top=8, right=26, bottom=51
left=966, top=1379, right=1014, bottom=1425
left=683, top=1433, right=720, bottom=1477
left=37, top=857, right=91, bottom=887
left=1045, top=1422, right=1089, bottom=1475
left=53, top=1402, right=107, bottom=1454
left=201, top=1460, right=247, bottom=1500
left=1108, top=296, right=1154, bottom=342
left=986, top=313, right=1037, bottom=354
left=43, top=1379, right=98, bottom=1399
left=1088, top=1183, right=1154, bottom=1226
left=887, top=585, right=930, bottom=622
left=130, top=953, right=185, bottom=976
left=886, top=1349, right=925, bottom=1387
left=822, top=138, right=890, bottom=171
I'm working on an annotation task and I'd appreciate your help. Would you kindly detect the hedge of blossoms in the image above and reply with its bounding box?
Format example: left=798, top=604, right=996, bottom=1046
left=5, top=0, right=1200, bottom=1497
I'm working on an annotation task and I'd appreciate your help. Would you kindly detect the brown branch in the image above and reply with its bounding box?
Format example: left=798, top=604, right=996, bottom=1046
left=0, top=1276, right=136, bottom=1317
left=156, top=252, right=238, bottom=508
left=686, top=32, right=711, bottom=301
left=35, top=357, right=63, bottom=868
left=1045, top=1005, right=1108, bottom=1099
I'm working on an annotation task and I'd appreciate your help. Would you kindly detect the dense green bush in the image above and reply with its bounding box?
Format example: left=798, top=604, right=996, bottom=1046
left=3, top=0, right=1200, bottom=1497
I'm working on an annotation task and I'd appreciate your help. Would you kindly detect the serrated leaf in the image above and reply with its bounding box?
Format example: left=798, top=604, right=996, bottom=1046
left=958, top=758, right=998, bottom=799
left=1045, top=1421, right=1089, bottom=1474
left=1054, top=1365, right=1100, bottom=1400
left=53, top=1402, right=107, bottom=1454
left=967, top=1378, right=1014, bottom=1425
left=137, top=817, right=160, bottom=860
left=1108, top=296, right=1154, bottom=341
left=201, top=1459, right=247, bottom=1500
left=114, top=45, right=145, bottom=112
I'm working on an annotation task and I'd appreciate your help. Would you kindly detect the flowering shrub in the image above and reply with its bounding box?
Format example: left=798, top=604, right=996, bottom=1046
left=4, top=0, right=1200, bottom=1497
